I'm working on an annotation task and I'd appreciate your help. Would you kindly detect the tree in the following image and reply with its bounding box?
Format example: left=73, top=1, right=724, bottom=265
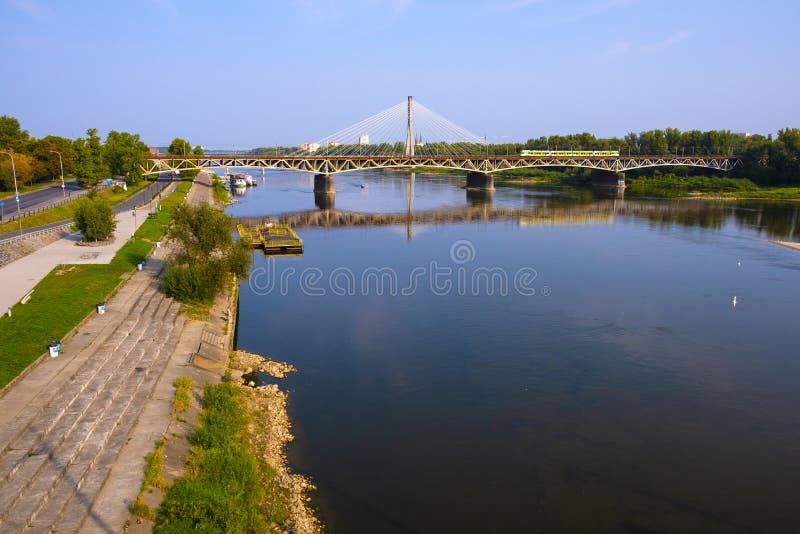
left=30, top=136, right=75, bottom=183
left=0, top=116, right=30, bottom=152
left=161, top=203, right=251, bottom=303
left=0, top=151, right=36, bottom=189
left=73, top=193, right=117, bottom=241
left=73, top=128, right=109, bottom=186
left=104, top=131, right=150, bottom=184
left=192, top=145, right=204, bottom=155
left=167, top=138, right=192, bottom=156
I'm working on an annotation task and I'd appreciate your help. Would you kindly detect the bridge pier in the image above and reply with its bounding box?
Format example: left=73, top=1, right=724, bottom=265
left=592, top=172, right=626, bottom=189
left=314, top=191, right=335, bottom=210
left=314, top=173, right=335, bottom=194
left=466, top=172, right=495, bottom=191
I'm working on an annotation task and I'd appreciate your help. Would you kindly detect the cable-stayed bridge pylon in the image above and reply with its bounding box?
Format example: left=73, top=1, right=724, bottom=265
left=297, top=96, right=487, bottom=157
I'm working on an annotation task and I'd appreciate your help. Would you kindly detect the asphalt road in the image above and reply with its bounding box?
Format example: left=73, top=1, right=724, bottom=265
left=0, top=180, right=83, bottom=217
left=0, top=177, right=173, bottom=243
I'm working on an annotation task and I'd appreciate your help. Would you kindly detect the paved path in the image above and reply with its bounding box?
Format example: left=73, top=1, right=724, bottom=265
left=0, top=182, right=175, bottom=313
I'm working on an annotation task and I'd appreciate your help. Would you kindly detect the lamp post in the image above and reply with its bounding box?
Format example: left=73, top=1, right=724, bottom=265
left=0, top=151, right=23, bottom=237
left=49, top=150, right=65, bottom=197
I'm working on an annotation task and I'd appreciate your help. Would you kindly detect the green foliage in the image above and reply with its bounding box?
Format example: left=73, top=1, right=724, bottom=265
left=0, top=116, right=30, bottom=151
left=626, top=174, right=759, bottom=196
left=167, top=138, right=192, bottom=156
left=155, top=382, right=269, bottom=533
left=161, top=203, right=252, bottom=304
left=104, top=130, right=150, bottom=184
left=143, top=439, right=167, bottom=491
left=131, top=499, right=154, bottom=520
left=173, top=377, right=193, bottom=415
left=72, top=128, right=109, bottom=186
left=211, top=175, right=230, bottom=205
left=73, top=194, right=117, bottom=241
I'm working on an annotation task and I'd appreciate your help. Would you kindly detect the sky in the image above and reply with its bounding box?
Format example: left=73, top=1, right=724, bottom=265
left=1, top=0, right=799, bottom=148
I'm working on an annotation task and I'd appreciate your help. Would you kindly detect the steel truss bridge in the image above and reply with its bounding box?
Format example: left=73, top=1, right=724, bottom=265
left=142, top=154, right=741, bottom=176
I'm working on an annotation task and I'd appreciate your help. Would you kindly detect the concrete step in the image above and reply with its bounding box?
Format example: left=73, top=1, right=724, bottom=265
left=0, top=284, right=163, bottom=482
left=0, top=293, right=172, bottom=529
left=0, top=278, right=161, bottom=454
left=35, top=303, right=182, bottom=532
left=6, top=304, right=181, bottom=532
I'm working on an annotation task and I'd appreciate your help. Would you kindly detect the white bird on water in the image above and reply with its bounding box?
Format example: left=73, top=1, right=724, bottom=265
left=737, top=259, right=742, bottom=267
left=733, top=296, right=738, bottom=308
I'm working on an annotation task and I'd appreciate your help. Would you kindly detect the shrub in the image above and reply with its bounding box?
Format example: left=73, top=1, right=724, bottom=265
left=160, top=203, right=252, bottom=303
left=73, top=194, right=117, bottom=241
left=154, top=382, right=268, bottom=533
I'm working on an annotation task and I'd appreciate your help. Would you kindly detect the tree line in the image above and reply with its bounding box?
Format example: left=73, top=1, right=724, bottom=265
left=0, top=116, right=202, bottom=191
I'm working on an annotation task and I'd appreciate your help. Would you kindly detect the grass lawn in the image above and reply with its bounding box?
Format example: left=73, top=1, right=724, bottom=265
left=0, top=181, right=191, bottom=389
left=0, top=204, right=76, bottom=234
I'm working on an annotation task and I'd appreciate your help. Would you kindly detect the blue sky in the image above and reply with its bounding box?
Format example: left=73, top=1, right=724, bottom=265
left=1, top=0, right=798, bottom=148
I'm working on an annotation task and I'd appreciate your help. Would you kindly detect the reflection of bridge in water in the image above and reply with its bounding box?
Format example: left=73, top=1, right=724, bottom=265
left=236, top=198, right=745, bottom=241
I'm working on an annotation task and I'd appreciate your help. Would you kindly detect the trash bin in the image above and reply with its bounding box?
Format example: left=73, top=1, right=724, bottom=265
left=137, top=263, right=143, bottom=271
left=156, top=241, right=161, bottom=248
left=97, top=301, right=106, bottom=315
left=48, top=341, right=61, bottom=358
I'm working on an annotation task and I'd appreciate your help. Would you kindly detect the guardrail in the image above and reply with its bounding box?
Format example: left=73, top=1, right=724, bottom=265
left=0, top=221, right=74, bottom=246
left=1, top=189, right=90, bottom=223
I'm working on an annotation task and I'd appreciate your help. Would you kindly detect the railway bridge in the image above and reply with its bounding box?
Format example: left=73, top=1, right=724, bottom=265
left=142, top=96, right=741, bottom=191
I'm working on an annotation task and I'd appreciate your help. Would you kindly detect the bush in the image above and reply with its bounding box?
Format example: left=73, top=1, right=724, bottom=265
left=155, top=382, right=268, bottom=533
left=160, top=203, right=251, bottom=303
left=72, top=194, right=117, bottom=241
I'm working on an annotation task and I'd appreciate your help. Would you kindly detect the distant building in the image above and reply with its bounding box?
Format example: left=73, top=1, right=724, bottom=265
left=359, top=134, right=370, bottom=145
left=734, top=132, right=752, bottom=139
left=148, top=147, right=159, bottom=156
left=299, top=143, right=321, bottom=153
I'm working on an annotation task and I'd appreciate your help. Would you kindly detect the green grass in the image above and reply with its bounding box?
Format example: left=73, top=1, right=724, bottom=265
left=173, top=377, right=193, bottom=416
left=0, top=182, right=190, bottom=389
left=0, top=204, right=76, bottom=234
left=155, top=379, right=288, bottom=532
left=211, top=175, right=230, bottom=205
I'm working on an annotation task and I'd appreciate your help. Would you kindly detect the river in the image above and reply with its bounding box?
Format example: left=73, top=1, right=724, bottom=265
left=226, top=169, right=800, bottom=533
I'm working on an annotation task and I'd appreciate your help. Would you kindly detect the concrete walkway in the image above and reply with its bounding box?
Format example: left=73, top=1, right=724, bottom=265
left=0, top=175, right=219, bottom=532
left=0, top=184, right=175, bottom=313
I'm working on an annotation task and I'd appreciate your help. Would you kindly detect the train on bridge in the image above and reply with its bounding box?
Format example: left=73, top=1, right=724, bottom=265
left=519, top=150, right=620, bottom=157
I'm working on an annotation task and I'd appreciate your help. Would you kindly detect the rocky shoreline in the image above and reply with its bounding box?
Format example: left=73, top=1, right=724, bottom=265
left=229, top=351, right=321, bottom=533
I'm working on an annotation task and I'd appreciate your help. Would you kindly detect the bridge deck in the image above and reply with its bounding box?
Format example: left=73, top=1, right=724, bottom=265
left=143, top=154, right=742, bottom=176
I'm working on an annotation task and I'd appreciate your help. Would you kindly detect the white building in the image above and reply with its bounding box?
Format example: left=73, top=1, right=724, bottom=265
left=299, top=142, right=321, bottom=153
left=359, top=134, right=370, bottom=145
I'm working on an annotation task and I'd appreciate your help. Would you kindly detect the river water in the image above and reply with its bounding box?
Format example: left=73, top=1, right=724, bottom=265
left=226, top=170, right=800, bottom=533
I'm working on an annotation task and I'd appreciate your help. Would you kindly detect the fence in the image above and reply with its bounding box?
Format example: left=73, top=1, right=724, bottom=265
left=0, top=189, right=90, bottom=223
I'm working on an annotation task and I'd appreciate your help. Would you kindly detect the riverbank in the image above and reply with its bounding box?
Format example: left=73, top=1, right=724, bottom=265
left=126, top=172, right=320, bottom=532
left=493, top=170, right=800, bottom=200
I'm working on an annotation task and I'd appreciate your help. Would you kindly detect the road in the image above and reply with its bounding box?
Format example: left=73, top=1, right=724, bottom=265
left=0, top=180, right=83, bottom=218
left=0, top=177, right=174, bottom=244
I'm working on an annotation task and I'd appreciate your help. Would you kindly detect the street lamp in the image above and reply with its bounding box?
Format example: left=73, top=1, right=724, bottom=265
left=0, top=150, right=23, bottom=237
left=49, top=150, right=65, bottom=197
